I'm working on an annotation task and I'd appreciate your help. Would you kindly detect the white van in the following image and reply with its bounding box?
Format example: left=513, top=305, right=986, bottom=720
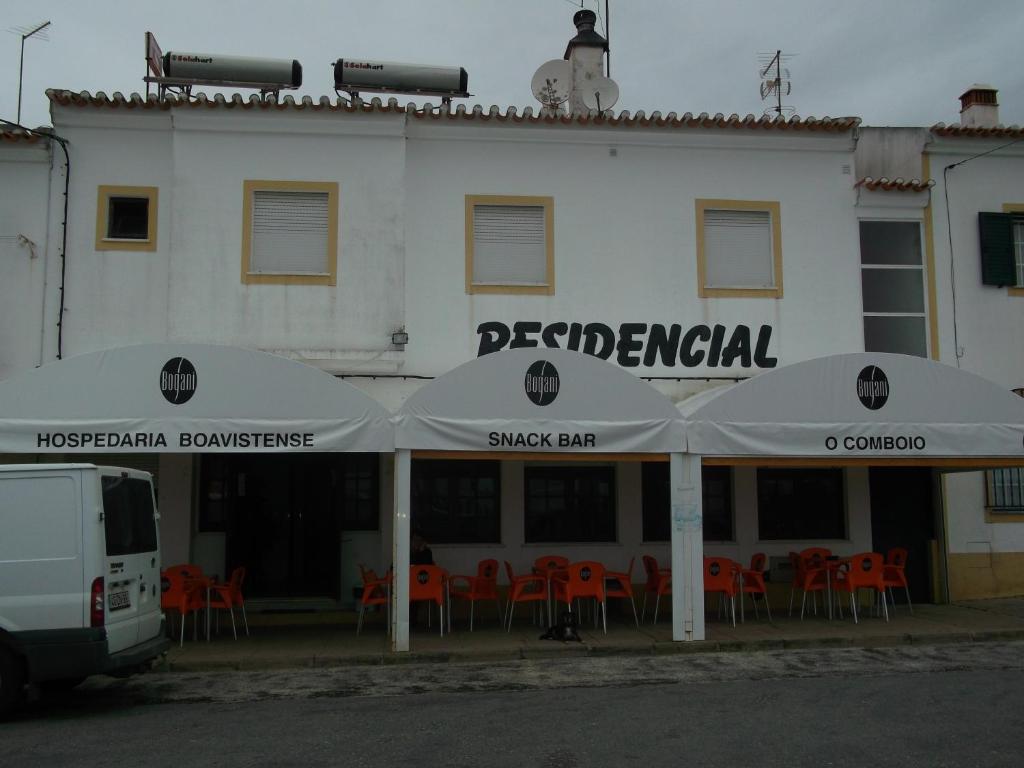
left=0, top=464, right=170, bottom=716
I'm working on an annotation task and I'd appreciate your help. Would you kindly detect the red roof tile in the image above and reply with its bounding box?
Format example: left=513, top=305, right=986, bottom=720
left=854, top=177, right=935, bottom=192
left=930, top=122, right=1024, bottom=138
left=0, top=129, right=42, bottom=144
left=46, top=90, right=861, bottom=133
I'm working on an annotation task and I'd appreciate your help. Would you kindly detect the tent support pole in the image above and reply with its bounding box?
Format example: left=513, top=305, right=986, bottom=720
left=670, top=452, right=705, bottom=641
left=391, top=448, right=411, bottom=651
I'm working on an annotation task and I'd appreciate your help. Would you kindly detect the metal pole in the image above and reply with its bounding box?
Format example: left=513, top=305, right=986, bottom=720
left=605, top=0, right=611, bottom=77
left=15, top=21, right=50, bottom=126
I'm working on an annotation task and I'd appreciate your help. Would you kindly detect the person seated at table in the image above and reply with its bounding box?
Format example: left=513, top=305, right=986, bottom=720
left=410, top=530, right=434, bottom=628
left=411, top=530, right=434, bottom=566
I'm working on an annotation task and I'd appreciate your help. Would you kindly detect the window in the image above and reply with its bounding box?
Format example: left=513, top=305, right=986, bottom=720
left=336, top=454, right=380, bottom=531
left=641, top=463, right=734, bottom=542
left=524, top=465, right=615, bottom=543
left=101, top=476, right=158, bottom=556
left=979, top=206, right=1024, bottom=296
left=95, top=185, right=158, bottom=251
left=757, top=468, right=845, bottom=540
left=696, top=199, right=783, bottom=298
left=859, top=221, right=928, bottom=357
left=987, top=468, right=1024, bottom=513
left=411, top=460, right=500, bottom=544
left=241, top=180, right=338, bottom=285
left=465, top=195, right=554, bottom=294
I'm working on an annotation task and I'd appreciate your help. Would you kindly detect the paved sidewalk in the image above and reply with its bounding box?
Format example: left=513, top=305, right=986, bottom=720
left=158, top=599, right=1024, bottom=672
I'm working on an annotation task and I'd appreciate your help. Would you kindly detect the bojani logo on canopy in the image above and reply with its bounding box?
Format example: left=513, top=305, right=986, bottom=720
left=524, top=360, right=560, bottom=406
left=856, top=365, right=889, bottom=411
left=160, top=357, right=197, bottom=405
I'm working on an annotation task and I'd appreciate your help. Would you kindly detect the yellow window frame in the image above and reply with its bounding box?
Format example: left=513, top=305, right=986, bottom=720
left=241, top=180, right=339, bottom=286
left=696, top=198, right=783, bottom=298
left=465, top=194, right=555, bottom=295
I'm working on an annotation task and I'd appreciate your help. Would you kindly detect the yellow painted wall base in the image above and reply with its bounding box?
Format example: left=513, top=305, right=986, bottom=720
left=948, top=552, right=1024, bottom=601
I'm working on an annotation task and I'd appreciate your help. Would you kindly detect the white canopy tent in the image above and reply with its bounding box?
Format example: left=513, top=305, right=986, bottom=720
left=391, top=348, right=697, bottom=650
left=677, top=352, right=1024, bottom=636
left=682, top=352, right=1024, bottom=462
left=0, top=344, right=393, bottom=453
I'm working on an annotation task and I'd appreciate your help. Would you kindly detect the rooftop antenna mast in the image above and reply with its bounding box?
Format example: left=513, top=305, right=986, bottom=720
left=11, top=20, right=50, bottom=124
left=758, top=50, right=795, bottom=117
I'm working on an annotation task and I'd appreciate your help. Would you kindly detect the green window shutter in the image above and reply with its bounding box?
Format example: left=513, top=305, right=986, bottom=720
left=979, top=212, right=1015, bottom=286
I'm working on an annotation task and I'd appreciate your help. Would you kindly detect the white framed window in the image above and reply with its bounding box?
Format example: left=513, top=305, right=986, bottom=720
left=696, top=199, right=783, bottom=298
left=241, top=180, right=338, bottom=286
left=859, top=220, right=928, bottom=358
left=465, top=195, right=554, bottom=295
left=987, top=468, right=1024, bottom=513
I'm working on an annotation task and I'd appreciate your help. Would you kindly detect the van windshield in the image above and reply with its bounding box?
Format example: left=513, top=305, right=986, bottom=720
left=102, top=476, right=158, bottom=556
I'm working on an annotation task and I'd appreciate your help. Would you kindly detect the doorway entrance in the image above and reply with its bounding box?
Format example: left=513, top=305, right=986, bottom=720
left=199, top=453, right=380, bottom=600
left=869, top=467, right=935, bottom=603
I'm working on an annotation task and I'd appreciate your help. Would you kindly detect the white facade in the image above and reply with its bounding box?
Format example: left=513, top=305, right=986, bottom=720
left=2, top=79, right=1024, bottom=606
left=0, top=133, right=52, bottom=380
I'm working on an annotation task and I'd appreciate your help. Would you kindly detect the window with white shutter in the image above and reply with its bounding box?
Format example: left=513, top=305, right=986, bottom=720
left=466, top=195, right=554, bottom=294
left=241, top=181, right=338, bottom=286
left=696, top=200, right=783, bottom=298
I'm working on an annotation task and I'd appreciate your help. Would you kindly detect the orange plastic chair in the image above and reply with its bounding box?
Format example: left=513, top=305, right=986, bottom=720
left=641, top=555, right=672, bottom=624
left=739, top=553, right=772, bottom=622
left=206, top=567, right=248, bottom=640
left=409, top=564, right=447, bottom=636
left=449, top=559, right=501, bottom=631
left=160, top=568, right=205, bottom=646
left=504, top=561, right=549, bottom=630
left=796, top=554, right=829, bottom=620
left=604, top=557, right=639, bottom=628
left=533, top=555, right=570, bottom=576
left=881, top=547, right=913, bottom=614
left=552, top=561, right=608, bottom=633
left=833, top=552, right=889, bottom=624
left=356, top=565, right=391, bottom=636
left=703, top=556, right=740, bottom=627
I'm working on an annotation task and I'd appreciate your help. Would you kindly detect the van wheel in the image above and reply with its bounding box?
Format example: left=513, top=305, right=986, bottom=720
left=0, top=646, right=25, bottom=719
left=41, top=676, right=86, bottom=692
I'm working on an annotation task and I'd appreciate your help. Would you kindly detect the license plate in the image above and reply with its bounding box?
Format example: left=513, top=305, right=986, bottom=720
left=108, top=590, right=131, bottom=611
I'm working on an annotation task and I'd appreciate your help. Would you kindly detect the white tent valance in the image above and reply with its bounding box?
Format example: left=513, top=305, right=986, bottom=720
left=394, top=348, right=683, bottom=453
left=681, top=352, right=1024, bottom=459
left=0, top=344, right=393, bottom=453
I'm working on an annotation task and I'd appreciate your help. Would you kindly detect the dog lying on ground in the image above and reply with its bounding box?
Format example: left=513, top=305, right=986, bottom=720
left=539, top=611, right=582, bottom=642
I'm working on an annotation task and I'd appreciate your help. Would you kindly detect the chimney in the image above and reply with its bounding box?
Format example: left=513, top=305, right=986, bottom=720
left=959, top=84, right=999, bottom=128
left=564, top=10, right=608, bottom=114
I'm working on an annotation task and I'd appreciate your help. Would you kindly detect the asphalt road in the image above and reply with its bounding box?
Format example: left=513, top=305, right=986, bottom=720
left=4, top=641, right=1024, bottom=767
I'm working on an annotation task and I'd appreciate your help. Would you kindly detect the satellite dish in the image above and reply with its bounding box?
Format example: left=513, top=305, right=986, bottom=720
left=581, top=76, right=619, bottom=113
left=531, top=59, right=570, bottom=108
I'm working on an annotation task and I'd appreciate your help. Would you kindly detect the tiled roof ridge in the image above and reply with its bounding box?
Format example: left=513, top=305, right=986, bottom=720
left=1, top=128, right=43, bottom=144
left=930, top=122, right=1024, bottom=138
left=854, top=176, right=935, bottom=192
left=45, top=89, right=862, bottom=132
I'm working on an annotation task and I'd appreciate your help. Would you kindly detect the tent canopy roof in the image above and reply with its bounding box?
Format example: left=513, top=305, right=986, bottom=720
left=0, top=344, right=392, bottom=452
left=681, top=352, right=1024, bottom=459
left=396, top=348, right=682, bottom=453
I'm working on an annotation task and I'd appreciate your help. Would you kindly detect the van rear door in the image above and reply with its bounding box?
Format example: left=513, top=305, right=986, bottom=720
left=100, top=471, right=161, bottom=652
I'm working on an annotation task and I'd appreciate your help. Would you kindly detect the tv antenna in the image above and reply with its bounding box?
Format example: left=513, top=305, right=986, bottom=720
left=531, top=59, right=571, bottom=111
left=10, top=20, right=50, bottom=124
left=758, top=50, right=795, bottom=117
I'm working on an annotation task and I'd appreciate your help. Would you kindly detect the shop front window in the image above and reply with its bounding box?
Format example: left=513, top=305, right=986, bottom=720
left=411, top=460, right=501, bottom=544
left=757, top=468, right=845, bottom=540
left=641, top=463, right=733, bottom=542
left=524, top=465, right=615, bottom=543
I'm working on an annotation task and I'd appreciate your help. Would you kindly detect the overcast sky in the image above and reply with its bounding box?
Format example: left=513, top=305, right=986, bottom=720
left=4, top=0, right=1023, bottom=131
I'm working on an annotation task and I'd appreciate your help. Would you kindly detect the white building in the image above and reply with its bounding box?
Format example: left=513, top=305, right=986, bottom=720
left=2, top=15, right=1023, bottom=622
